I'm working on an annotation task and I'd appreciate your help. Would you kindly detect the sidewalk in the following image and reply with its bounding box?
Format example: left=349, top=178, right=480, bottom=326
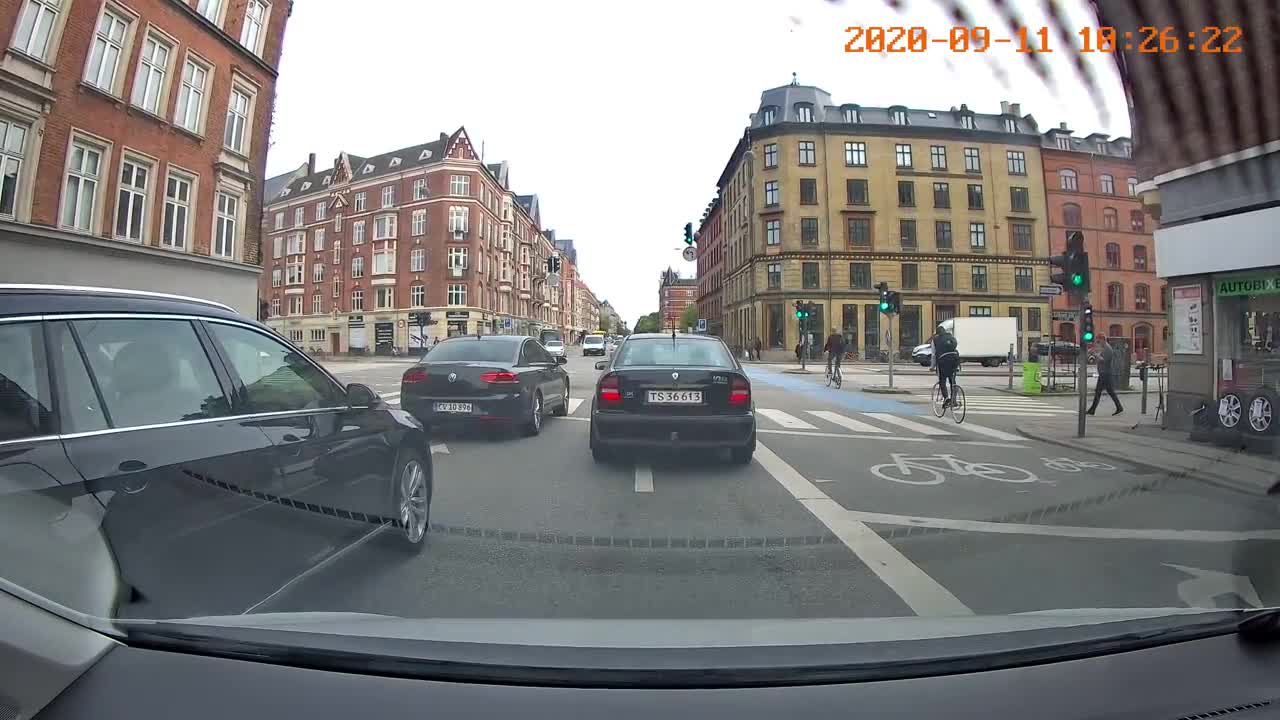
left=1017, top=412, right=1280, bottom=496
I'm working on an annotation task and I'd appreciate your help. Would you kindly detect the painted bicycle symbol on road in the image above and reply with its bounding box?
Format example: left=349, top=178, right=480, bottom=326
left=1040, top=457, right=1117, bottom=473
left=869, top=453, right=1040, bottom=486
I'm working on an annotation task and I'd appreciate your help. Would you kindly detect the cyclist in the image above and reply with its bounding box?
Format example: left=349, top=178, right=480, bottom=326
left=930, top=323, right=960, bottom=407
left=823, top=327, right=846, bottom=378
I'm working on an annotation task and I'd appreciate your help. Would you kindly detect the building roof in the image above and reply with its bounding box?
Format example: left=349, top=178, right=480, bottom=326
left=1040, top=122, right=1135, bottom=159
left=269, top=134, right=452, bottom=204
left=263, top=162, right=309, bottom=204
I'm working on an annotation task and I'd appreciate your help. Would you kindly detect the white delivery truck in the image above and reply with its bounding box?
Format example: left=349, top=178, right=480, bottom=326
left=937, top=317, right=1018, bottom=367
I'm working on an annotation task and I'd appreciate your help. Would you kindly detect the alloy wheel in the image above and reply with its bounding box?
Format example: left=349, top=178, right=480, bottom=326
left=399, top=460, right=429, bottom=544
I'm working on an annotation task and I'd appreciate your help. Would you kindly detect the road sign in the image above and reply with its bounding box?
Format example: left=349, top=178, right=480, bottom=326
left=546, top=272, right=561, bottom=288
left=1039, top=284, right=1063, bottom=296
left=682, top=246, right=696, bottom=262
left=1052, top=310, right=1076, bottom=322
left=696, top=318, right=707, bottom=332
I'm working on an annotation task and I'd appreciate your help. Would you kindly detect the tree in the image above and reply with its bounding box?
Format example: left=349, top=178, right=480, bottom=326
left=633, top=312, right=661, bottom=333
left=680, top=303, right=700, bottom=331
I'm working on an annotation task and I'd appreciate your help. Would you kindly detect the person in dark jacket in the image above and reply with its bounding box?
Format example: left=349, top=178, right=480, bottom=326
left=1088, top=335, right=1124, bottom=415
left=823, top=328, right=846, bottom=376
left=930, top=324, right=960, bottom=407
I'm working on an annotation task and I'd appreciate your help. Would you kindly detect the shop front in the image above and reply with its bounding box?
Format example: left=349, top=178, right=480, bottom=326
left=1210, top=271, right=1280, bottom=437
left=446, top=310, right=470, bottom=337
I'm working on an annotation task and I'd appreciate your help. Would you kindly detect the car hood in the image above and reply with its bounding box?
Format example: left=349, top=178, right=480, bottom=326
left=159, top=608, right=1220, bottom=648
left=913, top=343, right=932, bottom=354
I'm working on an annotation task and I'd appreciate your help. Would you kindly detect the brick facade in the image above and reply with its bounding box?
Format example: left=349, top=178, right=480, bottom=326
left=695, top=197, right=723, bottom=335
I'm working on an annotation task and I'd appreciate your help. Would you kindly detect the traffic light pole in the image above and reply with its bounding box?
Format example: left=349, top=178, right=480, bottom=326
left=887, top=314, right=895, bottom=389
left=1077, top=295, right=1088, bottom=438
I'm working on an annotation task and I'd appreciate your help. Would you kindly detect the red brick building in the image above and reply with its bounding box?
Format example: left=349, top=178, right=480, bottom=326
left=1041, top=126, right=1166, bottom=359
left=695, top=195, right=723, bottom=336
left=0, top=0, right=291, bottom=314
left=659, top=268, right=697, bottom=332
left=260, top=128, right=564, bottom=353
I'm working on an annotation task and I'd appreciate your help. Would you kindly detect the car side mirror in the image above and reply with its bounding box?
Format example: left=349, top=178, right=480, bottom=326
left=346, top=383, right=378, bottom=408
left=594, top=360, right=608, bottom=370
left=555, top=355, right=568, bottom=365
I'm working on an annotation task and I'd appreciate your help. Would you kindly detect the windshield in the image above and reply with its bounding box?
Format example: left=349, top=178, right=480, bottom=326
left=6, top=0, right=1280, bottom=676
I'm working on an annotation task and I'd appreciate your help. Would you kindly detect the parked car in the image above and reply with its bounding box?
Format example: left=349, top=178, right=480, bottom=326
left=589, top=334, right=755, bottom=464
left=400, top=335, right=570, bottom=436
left=582, top=334, right=607, bottom=356
left=912, top=343, right=933, bottom=366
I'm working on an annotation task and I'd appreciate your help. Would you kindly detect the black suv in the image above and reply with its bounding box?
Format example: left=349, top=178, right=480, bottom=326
left=0, top=285, right=433, bottom=620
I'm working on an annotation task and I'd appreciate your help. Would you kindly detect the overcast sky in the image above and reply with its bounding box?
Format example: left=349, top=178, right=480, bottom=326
left=267, top=0, right=1129, bottom=327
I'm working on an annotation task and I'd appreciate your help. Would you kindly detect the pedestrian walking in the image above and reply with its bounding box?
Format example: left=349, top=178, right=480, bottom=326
left=753, top=337, right=762, bottom=361
left=1087, top=335, right=1124, bottom=416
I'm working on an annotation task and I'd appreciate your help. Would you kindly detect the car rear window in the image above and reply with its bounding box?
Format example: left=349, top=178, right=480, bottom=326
left=426, top=340, right=516, bottom=363
left=614, top=338, right=735, bottom=368
left=585, top=335, right=603, bottom=343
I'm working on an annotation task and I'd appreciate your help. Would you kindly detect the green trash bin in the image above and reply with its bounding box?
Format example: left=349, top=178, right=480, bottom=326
left=1022, top=361, right=1042, bottom=394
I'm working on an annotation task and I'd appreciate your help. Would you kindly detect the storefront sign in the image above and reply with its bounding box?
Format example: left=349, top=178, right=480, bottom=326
left=1172, top=285, right=1203, bottom=355
left=375, top=322, right=394, bottom=346
left=446, top=311, right=469, bottom=320
left=1216, top=274, right=1280, bottom=297
left=1051, top=310, right=1076, bottom=322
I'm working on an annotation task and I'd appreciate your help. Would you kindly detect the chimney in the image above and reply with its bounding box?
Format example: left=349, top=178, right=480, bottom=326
left=1059, top=121, right=1068, bottom=131
left=1000, top=100, right=1010, bottom=114
left=1010, top=103, right=1020, bottom=116
left=307, top=153, right=315, bottom=175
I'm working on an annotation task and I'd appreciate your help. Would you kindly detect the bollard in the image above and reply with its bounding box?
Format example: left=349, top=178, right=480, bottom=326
left=1140, top=365, right=1149, bottom=415
left=1007, top=344, right=1014, bottom=390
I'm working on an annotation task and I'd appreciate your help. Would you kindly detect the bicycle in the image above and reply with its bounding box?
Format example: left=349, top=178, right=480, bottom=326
left=869, top=453, right=1039, bottom=486
left=931, top=370, right=966, bottom=424
left=825, top=358, right=843, bottom=389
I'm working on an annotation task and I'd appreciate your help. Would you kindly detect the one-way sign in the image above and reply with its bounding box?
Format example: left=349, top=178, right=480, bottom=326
left=1039, top=284, right=1063, bottom=296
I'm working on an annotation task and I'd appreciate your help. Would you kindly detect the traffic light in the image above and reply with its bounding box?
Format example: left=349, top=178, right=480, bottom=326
left=1081, top=303, right=1095, bottom=344
left=684, top=222, right=694, bottom=246
left=876, top=282, right=899, bottom=314
left=546, top=255, right=561, bottom=274
left=794, top=300, right=804, bottom=319
left=1051, top=231, right=1091, bottom=298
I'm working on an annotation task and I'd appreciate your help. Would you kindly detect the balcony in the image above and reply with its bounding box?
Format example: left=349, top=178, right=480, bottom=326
left=447, top=265, right=470, bottom=279
left=449, top=229, right=470, bottom=242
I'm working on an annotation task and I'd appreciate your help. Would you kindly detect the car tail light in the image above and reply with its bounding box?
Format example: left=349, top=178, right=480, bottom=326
left=480, top=370, right=520, bottom=384
left=599, top=374, right=622, bottom=407
left=403, top=368, right=429, bottom=384
left=729, top=377, right=750, bottom=407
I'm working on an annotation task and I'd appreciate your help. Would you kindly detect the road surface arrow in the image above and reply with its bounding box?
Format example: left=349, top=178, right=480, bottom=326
left=1163, top=563, right=1262, bottom=609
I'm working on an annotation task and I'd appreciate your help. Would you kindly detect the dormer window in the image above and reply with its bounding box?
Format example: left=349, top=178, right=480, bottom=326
left=1095, top=140, right=1107, bottom=153
left=280, top=188, right=291, bottom=196
left=322, top=176, right=331, bottom=186
left=1056, top=136, right=1071, bottom=150
left=419, top=149, right=432, bottom=160
left=362, top=164, right=374, bottom=174
left=794, top=103, right=813, bottom=122
left=842, top=105, right=860, bottom=123
left=301, top=182, right=311, bottom=191
left=390, top=157, right=401, bottom=168
left=760, top=106, right=777, bottom=125
left=891, top=108, right=909, bottom=125
left=1004, top=117, right=1018, bottom=132
left=1121, top=142, right=1132, bottom=157
left=960, top=114, right=976, bottom=129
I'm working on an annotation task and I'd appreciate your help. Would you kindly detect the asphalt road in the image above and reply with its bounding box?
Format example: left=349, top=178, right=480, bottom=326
left=126, top=351, right=1280, bottom=620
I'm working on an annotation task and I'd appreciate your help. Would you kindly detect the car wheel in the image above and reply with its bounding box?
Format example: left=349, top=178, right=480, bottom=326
left=1216, top=391, right=1245, bottom=431
left=1245, top=389, right=1279, bottom=436
left=392, top=449, right=431, bottom=553
left=523, top=391, right=543, bottom=436
left=553, top=380, right=569, bottom=416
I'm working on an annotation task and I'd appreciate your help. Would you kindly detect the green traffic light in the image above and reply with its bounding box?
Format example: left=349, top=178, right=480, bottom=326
left=1071, top=274, right=1084, bottom=286
left=879, top=302, right=889, bottom=311
left=1082, top=331, right=1094, bottom=342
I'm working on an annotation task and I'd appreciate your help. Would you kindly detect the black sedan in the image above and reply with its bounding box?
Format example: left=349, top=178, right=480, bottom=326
left=589, top=333, right=756, bottom=464
left=401, top=335, right=570, bottom=435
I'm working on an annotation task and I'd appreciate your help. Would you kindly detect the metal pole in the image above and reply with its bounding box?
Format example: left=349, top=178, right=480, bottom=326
left=1077, top=296, right=1088, bottom=438
left=1140, top=365, right=1149, bottom=415
left=887, top=314, right=895, bottom=389
left=800, top=317, right=806, bottom=371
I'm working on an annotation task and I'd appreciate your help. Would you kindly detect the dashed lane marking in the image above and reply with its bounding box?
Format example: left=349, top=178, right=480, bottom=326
left=923, top=415, right=1023, bottom=442
left=756, top=409, right=818, bottom=429
left=805, top=410, right=888, bottom=434
left=634, top=465, right=654, bottom=493
left=431, top=443, right=449, bottom=455
left=862, top=413, right=952, bottom=436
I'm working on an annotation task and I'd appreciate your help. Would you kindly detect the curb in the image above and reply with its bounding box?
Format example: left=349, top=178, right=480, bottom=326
left=1013, top=426, right=1273, bottom=497
left=988, top=386, right=1144, bottom=397
left=863, top=386, right=912, bottom=395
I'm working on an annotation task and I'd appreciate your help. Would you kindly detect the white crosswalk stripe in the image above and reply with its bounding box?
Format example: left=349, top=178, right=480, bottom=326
left=804, top=410, right=888, bottom=434
left=756, top=409, right=818, bottom=429
left=861, top=412, right=953, bottom=436
left=922, top=415, right=1023, bottom=441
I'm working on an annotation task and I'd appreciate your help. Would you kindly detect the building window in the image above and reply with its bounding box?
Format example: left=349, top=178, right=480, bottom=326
left=312, top=262, right=323, bottom=283
left=196, top=0, right=221, bottom=21
left=12, top=0, right=61, bottom=60
left=937, top=264, right=954, bottom=290
left=288, top=233, right=304, bottom=255
left=932, top=182, right=950, bottom=208
left=802, top=262, right=820, bottom=289
left=1127, top=177, right=1138, bottom=196
left=381, top=185, right=394, bottom=208
left=448, top=206, right=468, bottom=233
left=161, top=172, right=192, bottom=249
left=900, top=219, right=917, bottom=249
left=292, top=206, right=303, bottom=227
left=287, top=295, right=302, bottom=316
left=411, top=209, right=426, bottom=236
left=311, top=201, right=325, bottom=222
left=901, top=263, right=919, bottom=290
left=760, top=106, right=776, bottom=125
left=1006, top=150, right=1027, bottom=175
left=799, top=178, right=817, bottom=204
left=1010, top=187, right=1031, bottom=212
left=351, top=288, right=364, bottom=311
left=373, top=244, right=395, bottom=274
left=1059, top=168, right=1079, bottom=191
left=763, top=143, right=777, bottom=168
left=1134, top=245, right=1148, bottom=271
left=895, top=143, right=913, bottom=168
left=842, top=106, right=860, bottom=123
left=1014, top=266, right=1033, bottom=292
left=61, top=140, right=103, bottom=232
left=801, top=217, right=818, bottom=245
left=240, top=0, right=267, bottom=55
left=850, top=262, right=871, bottom=289
left=1107, top=282, right=1123, bottom=310
left=224, top=88, right=251, bottom=153
left=353, top=192, right=366, bottom=212
left=1100, top=173, right=1115, bottom=194
left=412, top=177, right=428, bottom=200
left=1063, top=203, right=1082, bottom=227
left=409, top=284, right=425, bottom=307
left=969, top=305, right=992, bottom=319
left=1135, top=283, right=1150, bottom=311
left=269, top=297, right=279, bottom=317
left=963, top=147, right=981, bottom=172
left=763, top=218, right=781, bottom=245
left=311, top=292, right=322, bottom=315
left=410, top=247, right=425, bottom=272
left=1105, top=241, right=1121, bottom=268
left=794, top=103, right=813, bottom=122
left=798, top=141, right=816, bottom=165
left=1054, top=135, right=1072, bottom=150
left=929, top=145, right=947, bottom=170
left=767, top=262, right=782, bottom=288
left=214, top=191, right=238, bottom=258
left=935, top=220, right=952, bottom=250
left=114, top=158, right=149, bottom=242
left=960, top=114, right=976, bottom=129
left=374, top=213, right=397, bottom=240
left=375, top=287, right=394, bottom=310
left=132, top=35, right=171, bottom=115
left=273, top=211, right=284, bottom=229
left=448, top=246, right=468, bottom=269
left=332, top=276, right=341, bottom=298
left=351, top=255, right=364, bottom=278
left=844, top=141, right=866, bottom=166
left=448, top=284, right=466, bottom=305
left=891, top=108, right=908, bottom=125
left=969, top=222, right=986, bottom=249
left=270, top=268, right=281, bottom=287
left=846, top=178, right=868, bottom=205
left=352, top=220, right=366, bottom=244
left=450, top=174, right=470, bottom=196
left=84, top=8, right=128, bottom=93
left=1130, top=209, right=1146, bottom=232
left=967, top=184, right=983, bottom=210
left=1012, top=222, right=1032, bottom=251
left=1102, top=207, right=1118, bottom=230
left=285, top=256, right=303, bottom=285
left=174, top=57, right=209, bottom=134
left=846, top=217, right=870, bottom=247
left=897, top=180, right=915, bottom=207
left=764, top=180, right=779, bottom=206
